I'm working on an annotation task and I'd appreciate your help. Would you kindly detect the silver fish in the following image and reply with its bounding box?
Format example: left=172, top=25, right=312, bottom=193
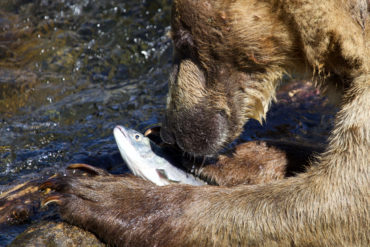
left=113, top=125, right=206, bottom=186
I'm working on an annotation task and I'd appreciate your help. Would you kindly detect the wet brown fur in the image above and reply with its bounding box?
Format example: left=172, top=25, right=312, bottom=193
left=198, top=142, right=288, bottom=186
left=40, top=139, right=313, bottom=247
left=159, top=0, right=369, bottom=246
left=197, top=140, right=323, bottom=186
left=43, top=0, right=369, bottom=246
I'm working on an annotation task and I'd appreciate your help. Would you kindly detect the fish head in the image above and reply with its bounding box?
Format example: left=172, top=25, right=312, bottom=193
left=113, top=125, right=171, bottom=186
left=113, top=125, right=152, bottom=156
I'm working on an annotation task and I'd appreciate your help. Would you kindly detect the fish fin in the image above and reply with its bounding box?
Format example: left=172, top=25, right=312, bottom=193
left=156, top=169, right=168, bottom=179
left=156, top=169, right=180, bottom=184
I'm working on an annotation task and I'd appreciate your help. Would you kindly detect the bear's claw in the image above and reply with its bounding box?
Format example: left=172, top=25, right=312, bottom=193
left=67, top=163, right=111, bottom=176
left=41, top=194, right=63, bottom=207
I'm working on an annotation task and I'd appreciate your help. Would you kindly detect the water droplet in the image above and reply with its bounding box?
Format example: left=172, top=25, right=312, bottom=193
left=141, top=50, right=149, bottom=59
left=73, top=5, right=81, bottom=15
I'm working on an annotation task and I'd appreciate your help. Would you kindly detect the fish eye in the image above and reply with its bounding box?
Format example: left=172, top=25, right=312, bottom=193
left=134, top=134, right=141, bottom=140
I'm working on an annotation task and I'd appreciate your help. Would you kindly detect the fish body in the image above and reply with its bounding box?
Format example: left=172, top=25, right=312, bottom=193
left=113, top=125, right=205, bottom=186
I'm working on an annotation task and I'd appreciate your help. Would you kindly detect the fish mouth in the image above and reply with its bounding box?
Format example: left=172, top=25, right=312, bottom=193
left=113, top=125, right=132, bottom=155
left=114, top=125, right=128, bottom=138
left=113, top=125, right=139, bottom=165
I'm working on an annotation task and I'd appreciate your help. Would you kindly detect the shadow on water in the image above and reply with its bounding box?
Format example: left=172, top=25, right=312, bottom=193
left=0, top=0, right=336, bottom=245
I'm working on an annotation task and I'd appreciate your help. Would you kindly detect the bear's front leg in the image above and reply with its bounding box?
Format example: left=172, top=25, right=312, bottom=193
left=196, top=141, right=322, bottom=186
left=41, top=164, right=202, bottom=246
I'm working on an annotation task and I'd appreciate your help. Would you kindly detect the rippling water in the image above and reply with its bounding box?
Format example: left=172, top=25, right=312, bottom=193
left=0, top=0, right=336, bottom=244
left=0, top=0, right=173, bottom=186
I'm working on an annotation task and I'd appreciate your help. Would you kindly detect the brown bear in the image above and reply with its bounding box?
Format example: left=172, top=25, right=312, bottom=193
left=42, top=0, right=369, bottom=246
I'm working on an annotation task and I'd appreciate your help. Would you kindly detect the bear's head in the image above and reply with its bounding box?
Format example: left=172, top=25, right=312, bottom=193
left=161, top=0, right=296, bottom=156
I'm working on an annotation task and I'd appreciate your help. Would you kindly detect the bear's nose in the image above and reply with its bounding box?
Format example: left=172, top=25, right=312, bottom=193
left=160, top=125, right=176, bottom=145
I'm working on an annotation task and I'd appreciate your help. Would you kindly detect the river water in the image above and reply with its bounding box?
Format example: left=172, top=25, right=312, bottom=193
left=0, top=0, right=336, bottom=244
